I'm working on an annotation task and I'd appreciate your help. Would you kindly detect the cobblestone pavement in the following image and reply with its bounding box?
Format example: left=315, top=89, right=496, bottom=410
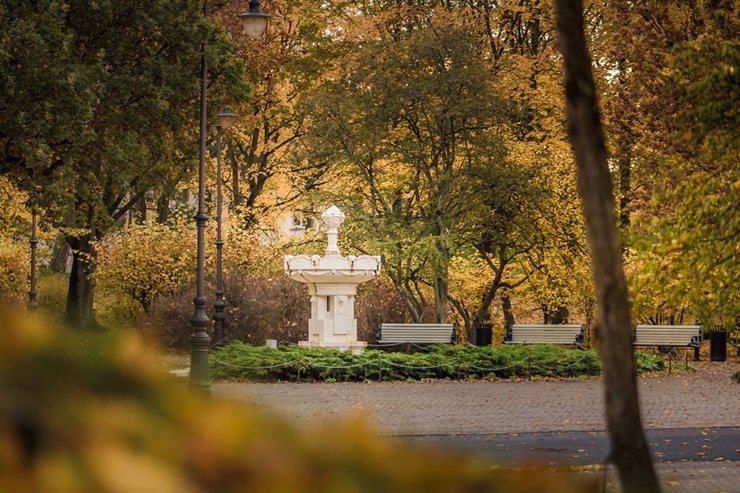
left=212, top=361, right=740, bottom=492
left=213, top=363, right=739, bottom=435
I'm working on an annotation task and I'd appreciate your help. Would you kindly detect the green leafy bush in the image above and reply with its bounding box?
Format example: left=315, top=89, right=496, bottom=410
left=634, top=352, right=666, bottom=373
left=212, top=343, right=607, bottom=382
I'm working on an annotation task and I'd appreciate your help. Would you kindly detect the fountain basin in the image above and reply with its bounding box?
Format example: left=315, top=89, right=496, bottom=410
left=284, top=254, right=381, bottom=284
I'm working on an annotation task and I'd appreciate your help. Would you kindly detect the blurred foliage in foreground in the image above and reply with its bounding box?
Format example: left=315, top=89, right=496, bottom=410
left=212, top=343, right=666, bottom=382
left=0, top=312, right=599, bottom=492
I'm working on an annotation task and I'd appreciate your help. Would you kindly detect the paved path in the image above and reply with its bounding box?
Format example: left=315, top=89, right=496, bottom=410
left=214, top=375, right=738, bottom=435
left=213, top=361, right=740, bottom=492
left=398, top=427, right=740, bottom=465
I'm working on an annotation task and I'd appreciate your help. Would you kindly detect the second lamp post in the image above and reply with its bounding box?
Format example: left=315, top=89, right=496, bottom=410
left=190, top=0, right=270, bottom=393
left=213, top=108, right=237, bottom=346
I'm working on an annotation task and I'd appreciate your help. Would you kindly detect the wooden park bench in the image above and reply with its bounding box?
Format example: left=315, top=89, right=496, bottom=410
left=376, top=323, right=456, bottom=345
left=633, top=324, right=703, bottom=371
left=504, top=324, right=585, bottom=347
left=633, top=324, right=703, bottom=349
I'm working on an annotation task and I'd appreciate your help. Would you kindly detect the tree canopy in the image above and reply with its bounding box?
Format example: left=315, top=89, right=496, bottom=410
left=1, top=0, right=248, bottom=327
left=0, top=0, right=736, bottom=346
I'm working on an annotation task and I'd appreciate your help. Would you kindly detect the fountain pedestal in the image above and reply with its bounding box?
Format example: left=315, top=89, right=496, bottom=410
left=284, top=206, right=381, bottom=353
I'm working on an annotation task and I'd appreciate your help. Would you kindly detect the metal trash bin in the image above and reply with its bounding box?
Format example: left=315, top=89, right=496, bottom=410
left=710, top=325, right=727, bottom=362
left=474, top=323, right=493, bottom=346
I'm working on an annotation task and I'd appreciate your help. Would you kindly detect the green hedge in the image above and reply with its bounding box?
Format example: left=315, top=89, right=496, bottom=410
left=211, top=343, right=623, bottom=382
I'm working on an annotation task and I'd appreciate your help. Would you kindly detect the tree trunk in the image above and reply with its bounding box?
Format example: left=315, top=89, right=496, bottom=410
left=401, top=293, right=424, bottom=323
left=543, top=305, right=570, bottom=324
left=471, top=282, right=499, bottom=342
left=64, top=234, right=101, bottom=330
left=51, top=208, right=77, bottom=273
left=447, top=294, right=471, bottom=336
left=229, top=140, right=246, bottom=207
left=387, top=269, right=425, bottom=323
left=474, top=279, right=501, bottom=326
left=135, top=194, right=147, bottom=224
left=502, top=293, right=515, bottom=327
left=618, top=152, right=632, bottom=231
left=555, top=1, right=661, bottom=492
left=433, top=276, right=448, bottom=323
left=156, top=195, right=169, bottom=224
left=433, top=234, right=450, bottom=323
left=50, top=236, right=71, bottom=273
left=472, top=246, right=518, bottom=329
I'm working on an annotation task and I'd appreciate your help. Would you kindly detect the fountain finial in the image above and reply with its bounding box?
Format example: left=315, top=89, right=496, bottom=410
left=321, top=205, right=345, bottom=255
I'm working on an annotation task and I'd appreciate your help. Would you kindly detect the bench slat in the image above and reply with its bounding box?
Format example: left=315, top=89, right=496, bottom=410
left=633, top=325, right=703, bottom=347
left=504, top=324, right=585, bottom=345
left=377, top=323, right=456, bottom=343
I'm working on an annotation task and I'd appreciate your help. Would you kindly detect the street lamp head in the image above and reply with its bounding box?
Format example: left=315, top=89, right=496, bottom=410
left=240, top=0, right=270, bottom=39
left=217, top=107, right=238, bottom=130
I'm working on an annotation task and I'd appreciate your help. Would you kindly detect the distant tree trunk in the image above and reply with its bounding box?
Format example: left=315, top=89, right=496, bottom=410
left=229, top=141, right=245, bottom=207
left=471, top=282, right=499, bottom=341
left=501, top=293, right=515, bottom=328
left=51, top=209, right=76, bottom=273
left=135, top=194, right=147, bottom=224
left=474, top=281, right=498, bottom=325
left=404, top=296, right=425, bottom=323
left=433, top=276, right=448, bottom=323
left=471, top=246, right=522, bottom=330
left=386, top=268, right=426, bottom=323
left=50, top=236, right=70, bottom=273
left=543, top=305, right=569, bottom=324
left=64, top=233, right=101, bottom=330
left=447, top=293, right=471, bottom=336
left=433, top=235, right=450, bottom=323
left=156, top=195, right=169, bottom=224
left=618, top=151, right=632, bottom=231
left=555, top=1, right=661, bottom=492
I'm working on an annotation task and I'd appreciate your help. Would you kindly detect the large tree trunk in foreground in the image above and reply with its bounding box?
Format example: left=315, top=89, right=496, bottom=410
left=555, top=1, right=661, bottom=492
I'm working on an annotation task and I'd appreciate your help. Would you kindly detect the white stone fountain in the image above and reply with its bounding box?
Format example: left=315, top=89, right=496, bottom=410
left=284, top=206, right=381, bottom=353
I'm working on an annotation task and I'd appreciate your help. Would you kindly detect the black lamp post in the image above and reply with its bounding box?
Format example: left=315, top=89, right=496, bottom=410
left=189, top=0, right=270, bottom=392
left=213, top=107, right=237, bottom=347
left=28, top=210, right=39, bottom=312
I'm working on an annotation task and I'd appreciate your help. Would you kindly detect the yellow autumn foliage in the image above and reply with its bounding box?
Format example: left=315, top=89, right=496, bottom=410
left=0, top=236, right=29, bottom=303
left=0, top=177, right=33, bottom=303
left=94, top=217, right=195, bottom=314
left=0, top=311, right=599, bottom=493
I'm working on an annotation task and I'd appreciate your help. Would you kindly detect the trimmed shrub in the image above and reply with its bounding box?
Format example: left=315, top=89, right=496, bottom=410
left=211, top=343, right=606, bottom=382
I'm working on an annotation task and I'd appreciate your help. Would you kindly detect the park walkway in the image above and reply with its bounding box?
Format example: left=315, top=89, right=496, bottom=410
left=212, top=360, right=740, bottom=493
